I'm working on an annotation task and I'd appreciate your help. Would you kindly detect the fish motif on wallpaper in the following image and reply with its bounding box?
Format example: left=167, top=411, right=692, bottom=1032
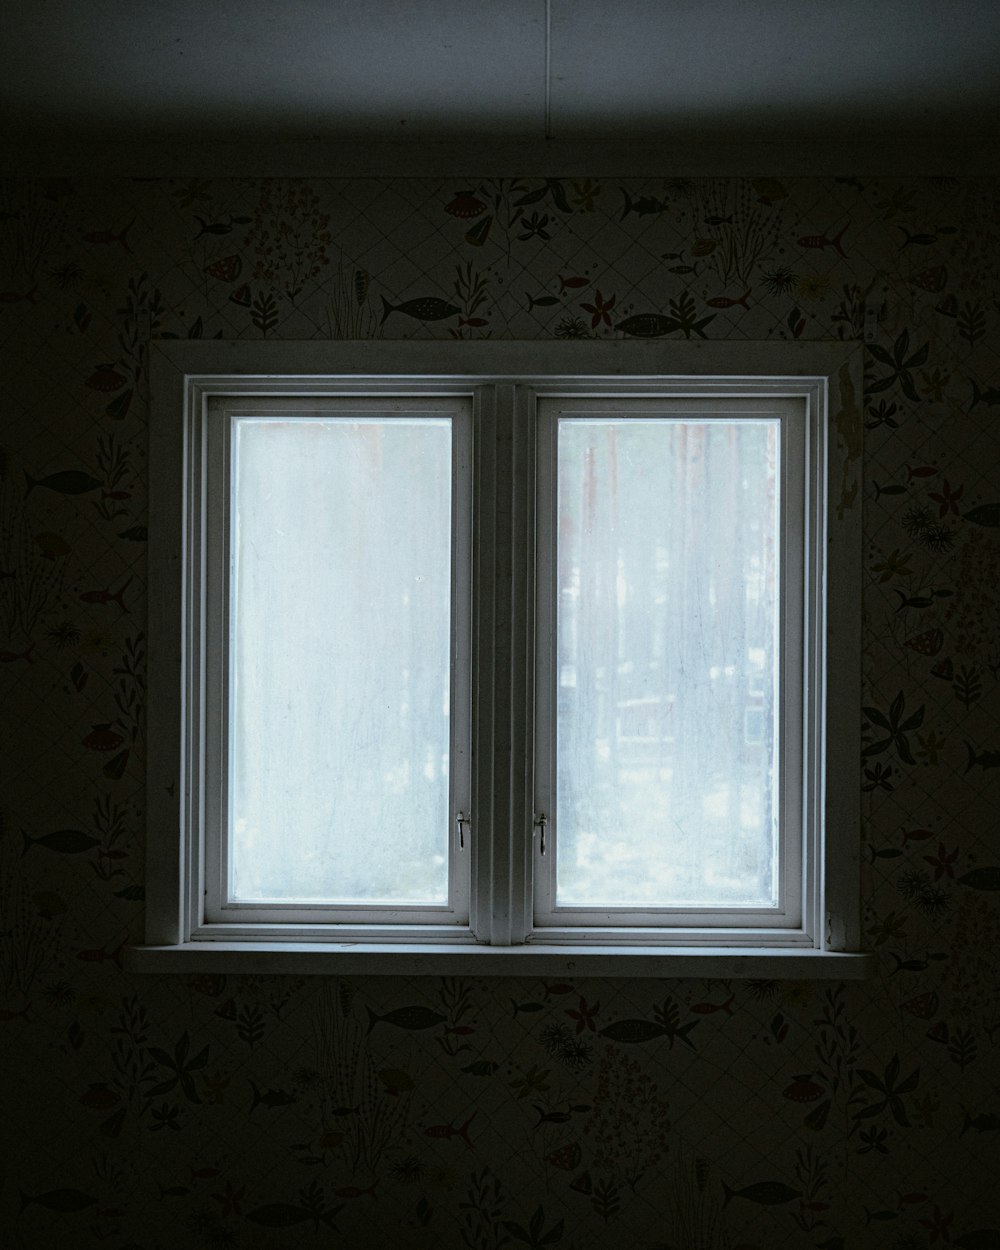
left=722, top=1179, right=801, bottom=1206
left=23, top=469, right=102, bottom=497
left=526, top=293, right=561, bottom=311
left=194, top=215, right=252, bottom=238
left=796, top=224, right=848, bottom=257
left=380, top=295, right=461, bottom=324
left=964, top=503, right=1000, bottom=527
left=0, top=644, right=34, bottom=663
left=620, top=190, right=669, bottom=219
left=366, top=1005, right=448, bottom=1033
left=21, top=828, right=100, bottom=855
left=82, top=219, right=133, bottom=251
left=424, top=1112, right=476, bottom=1146
left=19, top=1188, right=98, bottom=1214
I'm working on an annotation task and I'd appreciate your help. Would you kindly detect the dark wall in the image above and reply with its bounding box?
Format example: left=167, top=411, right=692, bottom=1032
left=2, top=175, right=998, bottom=1248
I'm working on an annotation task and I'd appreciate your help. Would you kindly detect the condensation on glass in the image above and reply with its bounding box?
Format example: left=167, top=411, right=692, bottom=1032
left=555, top=418, right=780, bottom=909
left=228, top=416, right=452, bottom=904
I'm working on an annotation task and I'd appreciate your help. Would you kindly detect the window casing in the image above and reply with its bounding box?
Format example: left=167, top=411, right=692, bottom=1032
left=137, top=341, right=868, bottom=977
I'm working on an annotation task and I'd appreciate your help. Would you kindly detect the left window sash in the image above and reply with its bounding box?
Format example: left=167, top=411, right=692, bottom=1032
left=194, top=396, right=472, bottom=935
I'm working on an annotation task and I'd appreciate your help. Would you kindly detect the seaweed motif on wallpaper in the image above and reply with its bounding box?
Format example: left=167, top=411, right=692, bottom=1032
left=582, top=1046, right=671, bottom=1204
left=0, top=461, right=65, bottom=651
left=788, top=1145, right=833, bottom=1234
left=88, top=793, right=138, bottom=889
left=654, top=1155, right=731, bottom=1250
left=939, top=530, right=1000, bottom=679
left=448, top=260, right=493, bottom=337
left=316, top=982, right=410, bottom=1176
left=90, top=995, right=154, bottom=1139
left=459, top=1166, right=512, bottom=1250
left=694, top=177, right=785, bottom=290
left=245, top=179, right=331, bottom=303
left=946, top=894, right=1000, bottom=1048
left=103, top=272, right=168, bottom=420
left=68, top=632, right=146, bottom=782
left=244, top=287, right=277, bottom=335
left=501, top=1202, right=566, bottom=1247
left=92, top=434, right=135, bottom=523
left=0, top=181, right=68, bottom=286
left=832, top=280, right=884, bottom=340
left=0, top=817, right=64, bottom=1013
left=436, top=975, right=477, bottom=1056
left=782, top=986, right=862, bottom=1135
left=107, top=631, right=145, bottom=777
left=866, top=464, right=999, bottom=730
left=460, top=1172, right=571, bottom=1250
left=328, top=257, right=383, bottom=339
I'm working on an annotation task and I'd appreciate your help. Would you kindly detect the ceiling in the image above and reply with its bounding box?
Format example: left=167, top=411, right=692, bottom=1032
left=2, top=0, right=999, bottom=174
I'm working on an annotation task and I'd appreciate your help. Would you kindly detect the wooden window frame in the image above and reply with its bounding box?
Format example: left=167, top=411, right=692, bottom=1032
left=133, top=340, right=871, bottom=979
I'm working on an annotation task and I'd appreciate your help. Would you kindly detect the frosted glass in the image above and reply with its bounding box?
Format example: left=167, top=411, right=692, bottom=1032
left=229, top=417, right=452, bottom=904
left=556, top=419, right=780, bottom=909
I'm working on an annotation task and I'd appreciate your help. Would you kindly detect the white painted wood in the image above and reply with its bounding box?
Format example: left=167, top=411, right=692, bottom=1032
left=142, top=340, right=864, bottom=970
left=533, top=394, right=808, bottom=937
left=820, top=350, right=865, bottom=951
left=145, top=348, right=188, bottom=945
left=470, top=384, right=535, bottom=944
left=129, top=942, right=874, bottom=979
left=202, top=394, right=473, bottom=928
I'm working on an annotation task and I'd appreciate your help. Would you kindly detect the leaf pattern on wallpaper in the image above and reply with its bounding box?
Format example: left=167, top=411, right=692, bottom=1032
left=2, top=173, right=1000, bottom=1249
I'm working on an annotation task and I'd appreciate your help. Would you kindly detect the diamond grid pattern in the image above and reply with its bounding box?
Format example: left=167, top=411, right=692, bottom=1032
left=1, top=174, right=999, bottom=1249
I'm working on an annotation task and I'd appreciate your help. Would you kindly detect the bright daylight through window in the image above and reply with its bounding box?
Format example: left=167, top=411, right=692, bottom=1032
left=135, top=342, right=868, bottom=977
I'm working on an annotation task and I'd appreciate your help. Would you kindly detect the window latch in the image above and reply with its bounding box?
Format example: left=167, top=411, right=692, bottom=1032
left=456, top=811, right=469, bottom=850
left=534, top=812, right=547, bottom=855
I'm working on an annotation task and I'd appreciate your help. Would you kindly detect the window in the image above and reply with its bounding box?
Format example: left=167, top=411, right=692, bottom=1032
left=136, top=341, right=869, bottom=977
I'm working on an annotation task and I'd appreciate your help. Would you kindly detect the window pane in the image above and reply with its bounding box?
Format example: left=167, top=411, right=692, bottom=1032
left=556, top=419, right=780, bottom=909
left=229, top=417, right=452, bottom=904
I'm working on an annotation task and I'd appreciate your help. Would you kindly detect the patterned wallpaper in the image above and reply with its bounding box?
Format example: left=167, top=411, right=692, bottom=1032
left=1, top=175, right=999, bottom=1250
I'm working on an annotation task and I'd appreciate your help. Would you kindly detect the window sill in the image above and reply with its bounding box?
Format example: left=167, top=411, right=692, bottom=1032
left=128, top=942, right=873, bottom=979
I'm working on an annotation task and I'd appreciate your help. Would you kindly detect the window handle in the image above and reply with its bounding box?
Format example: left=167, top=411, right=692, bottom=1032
left=534, top=812, right=547, bottom=855
left=456, top=811, right=469, bottom=850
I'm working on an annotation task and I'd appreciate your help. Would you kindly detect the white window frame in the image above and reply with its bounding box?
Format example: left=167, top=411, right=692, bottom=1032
left=134, top=340, right=870, bottom=978
left=202, top=396, right=473, bottom=935
left=532, top=395, right=805, bottom=940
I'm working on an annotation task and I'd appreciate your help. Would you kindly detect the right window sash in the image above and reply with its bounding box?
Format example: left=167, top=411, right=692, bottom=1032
left=533, top=393, right=809, bottom=939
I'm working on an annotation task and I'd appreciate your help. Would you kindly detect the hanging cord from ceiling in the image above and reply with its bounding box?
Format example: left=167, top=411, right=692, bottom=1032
left=545, top=0, right=553, bottom=139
